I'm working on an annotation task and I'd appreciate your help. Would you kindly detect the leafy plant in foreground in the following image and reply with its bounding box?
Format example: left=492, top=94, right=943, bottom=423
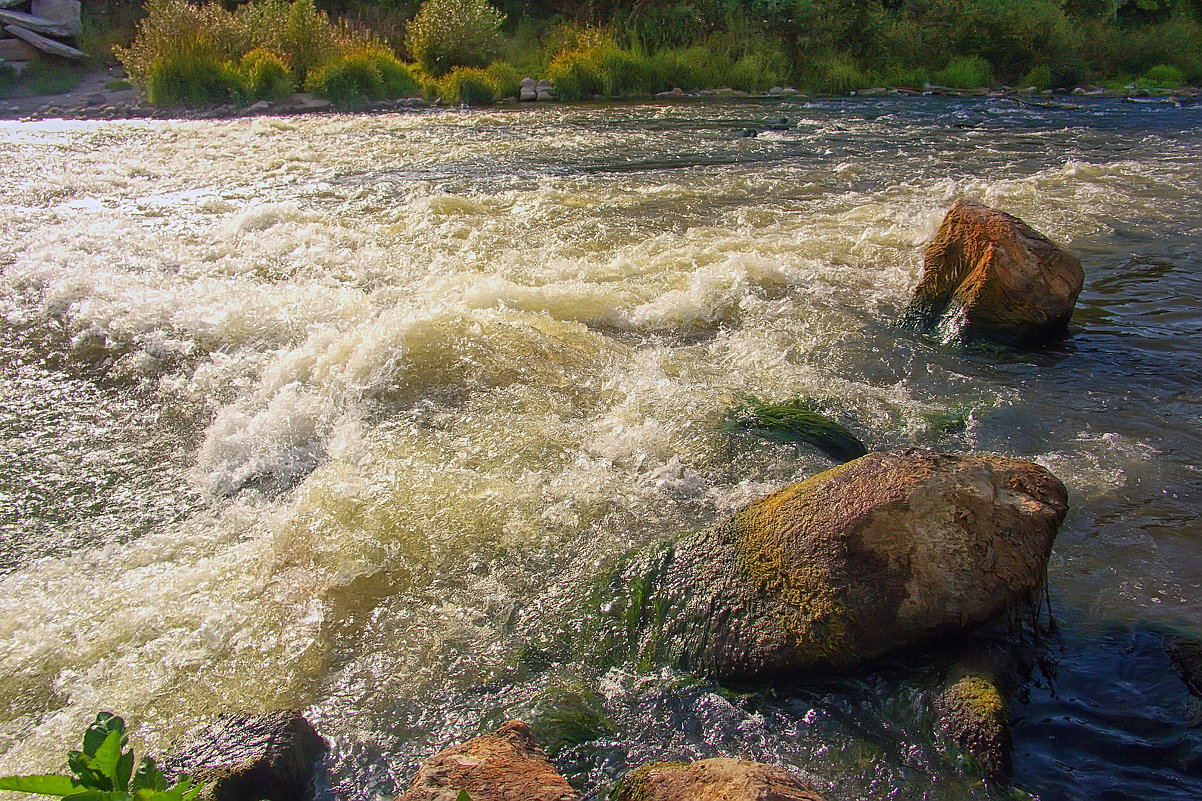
left=0, top=713, right=203, bottom=801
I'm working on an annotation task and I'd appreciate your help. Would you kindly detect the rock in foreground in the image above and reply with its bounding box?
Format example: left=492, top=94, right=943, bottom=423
left=609, top=449, right=1067, bottom=680
left=612, top=758, right=826, bottom=801
left=399, top=720, right=577, bottom=801
left=934, top=668, right=1012, bottom=781
left=165, top=710, right=326, bottom=801
left=906, top=199, right=1084, bottom=347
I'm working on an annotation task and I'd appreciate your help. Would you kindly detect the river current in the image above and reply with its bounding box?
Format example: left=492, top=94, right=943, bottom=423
left=0, top=97, right=1199, bottom=799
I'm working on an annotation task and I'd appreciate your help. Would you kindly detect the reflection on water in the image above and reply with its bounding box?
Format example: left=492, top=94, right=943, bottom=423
left=0, top=97, right=1200, bottom=799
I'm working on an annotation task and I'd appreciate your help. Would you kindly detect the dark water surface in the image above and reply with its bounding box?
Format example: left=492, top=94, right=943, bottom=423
left=0, top=97, right=1199, bottom=799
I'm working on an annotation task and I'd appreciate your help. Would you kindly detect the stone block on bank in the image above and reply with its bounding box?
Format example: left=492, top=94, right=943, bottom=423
left=31, top=0, right=80, bottom=36
left=0, top=34, right=39, bottom=62
left=3, top=24, right=86, bottom=60
left=164, top=710, right=327, bottom=801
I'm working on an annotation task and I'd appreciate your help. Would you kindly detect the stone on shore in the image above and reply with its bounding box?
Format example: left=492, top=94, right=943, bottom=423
left=31, top=0, right=81, bottom=36
left=0, top=8, right=74, bottom=38
left=612, top=758, right=826, bottom=801
left=905, top=199, right=1084, bottom=347
left=605, top=449, right=1067, bottom=680
left=398, top=720, right=578, bottom=801
left=0, top=34, right=40, bottom=62
left=3, top=24, right=86, bottom=60
left=164, top=710, right=327, bottom=801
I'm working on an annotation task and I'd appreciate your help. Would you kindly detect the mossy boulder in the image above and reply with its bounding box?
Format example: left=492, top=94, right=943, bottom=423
left=933, top=670, right=1012, bottom=782
left=905, top=199, right=1084, bottom=347
left=398, top=720, right=577, bottom=801
left=603, top=449, right=1067, bottom=680
left=611, top=758, right=826, bottom=801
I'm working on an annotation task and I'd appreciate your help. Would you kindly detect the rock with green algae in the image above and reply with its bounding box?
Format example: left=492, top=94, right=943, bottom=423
left=904, top=199, right=1084, bottom=347
left=397, top=720, right=577, bottom=801
left=599, top=448, right=1068, bottom=680
left=610, top=758, right=826, bottom=801
left=933, top=666, right=1013, bottom=782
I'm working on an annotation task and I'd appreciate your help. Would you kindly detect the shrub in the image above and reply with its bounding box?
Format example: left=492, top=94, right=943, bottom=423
left=1022, top=64, right=1054, bottom=89
left=115, top=0, right=245, bottom=86
left=932, top=55, right=994, bottom=89
left=146, top=43, right=247, bottom=106
left=304, top=48, right=419, bottom=104
left=240, top=48, right=295, bottom=99
left=809, top=56, right=873, bottom=94
left=483, top=60, right=523, bottom=99
left=727, top=47, right=793, bottom=92
left=405, top=0, right=505, bottom=76
left=1139, top=63, right=1186, bottom=87
left=117, top=0, right=379, bottom=99
left=546, top=48, right=604, bottom=100
left=881, top=65, right=930, bottom=89
left=438, top=66, right=499, bottom=104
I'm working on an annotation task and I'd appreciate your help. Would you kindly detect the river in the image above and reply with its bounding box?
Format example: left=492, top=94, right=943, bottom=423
left=1, top=97, right=1199, bottom=799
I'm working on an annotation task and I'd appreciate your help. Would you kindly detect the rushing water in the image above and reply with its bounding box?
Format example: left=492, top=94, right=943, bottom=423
left=1, top=97, right=1200, bottom=800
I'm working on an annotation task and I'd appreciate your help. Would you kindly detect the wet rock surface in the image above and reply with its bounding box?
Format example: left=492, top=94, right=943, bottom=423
left=398, top=720, right=578, bottom=801
left=164, top=710, right=327, bottom=801
left=606, top=449, right=1068, bottom=680
left=905, top=199, right=1084, bottom=347
left=612, top=758, right=827, bottom=801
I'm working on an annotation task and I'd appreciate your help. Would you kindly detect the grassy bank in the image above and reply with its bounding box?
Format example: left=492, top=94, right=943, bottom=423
left=14, top=0, right=1199, bottom=106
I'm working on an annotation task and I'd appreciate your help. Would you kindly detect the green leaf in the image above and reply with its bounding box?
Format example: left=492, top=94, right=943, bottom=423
left=129, top=758, right=166, bottom=793
left=61, top=791, right=124, bottom=801
left=85, top=731, right=124, bottom=789
left=456, top=791, right=472, bottom=801
left=0, top=774, right=82, bottom=796
left=114, top=750, right=134, bottom=793
left=81, top=715, right=127, bottom=761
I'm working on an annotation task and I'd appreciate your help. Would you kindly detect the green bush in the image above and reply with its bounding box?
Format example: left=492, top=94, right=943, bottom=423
left=881, top=65, right=930, bottom=89
left=808, top=55, right=873, bottom=94
left=932, top=55, right=994, bottom=89
left=1139, top=63, right=1187, bottom=87
left=546, top=47, right=604, bottom=100
left=372, top=49, right=422, bottom=96
left=405, top=0, right=505, bottom=76
left=438, top=66, right=500, bottom=104
left=241, top=48, right=295, bottom=99
left=146, top=43, right=247, bottom=106
left=483, top=60, right=523, bottom=99
left=1022, top=64, right=1054, bottom=89
left=115, top=0, right=245, bottom=86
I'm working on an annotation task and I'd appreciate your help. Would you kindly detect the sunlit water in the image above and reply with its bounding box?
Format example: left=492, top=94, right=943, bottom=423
left=1, top=98, right=1200, bottom=800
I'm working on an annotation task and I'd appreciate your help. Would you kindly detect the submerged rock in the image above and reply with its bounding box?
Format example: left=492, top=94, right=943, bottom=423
left=398, top=720, right=577, bottom=801
left=611, top=758, right=826, bottom=801
left=603, top=449, right=1067, bottom=680
left=905, top=199, right=1084, bottom=347
left=933, top=647, right=1015, bottom=782
left=727, top=397, right=868, bottom=463
left=165, top=710, right=326, bottom=801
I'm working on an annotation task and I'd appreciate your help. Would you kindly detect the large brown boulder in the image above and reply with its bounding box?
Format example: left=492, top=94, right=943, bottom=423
left=612, top=758, right=826, bottom=801
left=905, top=199, right=1084, bottom=347
left=605, top=449, right=1067, bottom=680
left=398, top=720, right=578, bottom=801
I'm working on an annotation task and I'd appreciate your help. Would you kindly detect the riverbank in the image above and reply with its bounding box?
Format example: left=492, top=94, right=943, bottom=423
left=3, top=65, right=1200, bottom=122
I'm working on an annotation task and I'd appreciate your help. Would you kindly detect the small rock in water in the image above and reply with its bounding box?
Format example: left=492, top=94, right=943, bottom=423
left=165, top=710, right=327, bottom=801
left=398, top=720, right=577, bottom=801
left=903, top=199, right=1084, bottom=347
left=932, top=643, right=1017, bottom=783
left=612, top=758, right=826, bottom=801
